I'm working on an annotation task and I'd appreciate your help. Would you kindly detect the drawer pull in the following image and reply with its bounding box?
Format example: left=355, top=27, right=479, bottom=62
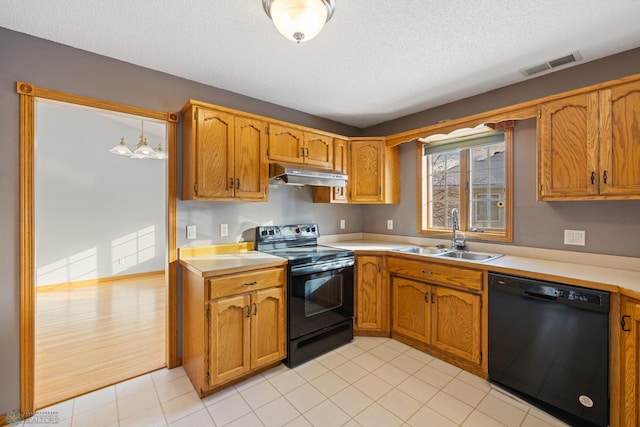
left=422, top=270, right=431, bottom=275
left=244, top=281, right=257, bottom=286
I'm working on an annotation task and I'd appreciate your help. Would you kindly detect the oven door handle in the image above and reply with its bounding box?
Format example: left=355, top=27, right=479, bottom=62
left=290, top=258, right=354, bottom=275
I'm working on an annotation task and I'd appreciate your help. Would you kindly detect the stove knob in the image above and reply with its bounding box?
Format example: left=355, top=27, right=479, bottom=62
left=311, top=227, right=316, bottom=232
left=295, top=228, right=300, bottom=233
left=268, top=229, right=275, bottom=235
left=261, top=230, right=268, bottom=236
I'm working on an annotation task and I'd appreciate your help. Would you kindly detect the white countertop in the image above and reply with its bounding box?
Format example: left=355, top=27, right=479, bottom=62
left=180, top=251, right=287, bottom=278
left=325, top=239, right=640, bottom=297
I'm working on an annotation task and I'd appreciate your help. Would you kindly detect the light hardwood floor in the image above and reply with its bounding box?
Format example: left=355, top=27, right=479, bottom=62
left=35, top=271, right=166, bottom=409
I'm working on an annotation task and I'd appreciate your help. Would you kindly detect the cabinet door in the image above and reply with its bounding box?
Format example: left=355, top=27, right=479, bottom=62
left=208, top=295, right=251, bottom=386
left=431, top=286, right=481, bottom=364
left=234, top=116, right=268, bottom=200
left=391, top=276, right=430, bottom=343
left=195, top=108, right=235, bottom=198
left=268, top=124, right=304, bottom=164
left=251, top=287, right=286, bottom=369
left=620, top=297, right=640, bottom=427
left=332, top=138, right=349, bottom=202
left=537, top=93, right=599, bottom=200
left=355, top=255, right=389, bottom=333
left=304, top=132, right=333, bottom=168
left=599, top=81, right=640, bottom=196
left=350, top=139, right=385, bottom=203
left=311, top=138, right=349, bottom=203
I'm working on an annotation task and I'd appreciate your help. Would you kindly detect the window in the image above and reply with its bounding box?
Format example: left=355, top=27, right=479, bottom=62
left=418, top=125, right=513, bottom=242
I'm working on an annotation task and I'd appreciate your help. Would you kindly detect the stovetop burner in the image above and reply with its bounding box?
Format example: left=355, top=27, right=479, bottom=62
left=255, top=224, right=353, bottom=265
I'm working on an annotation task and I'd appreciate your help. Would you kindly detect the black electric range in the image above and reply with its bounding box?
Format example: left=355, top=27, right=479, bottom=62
left=255, top=224, right=355, bottom=367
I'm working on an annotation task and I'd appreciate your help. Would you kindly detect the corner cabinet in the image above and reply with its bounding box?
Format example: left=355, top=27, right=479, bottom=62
left=619, top=295, right=640, bottom=426
left=349, top=138, right=400, bottom=204
left=538, top=80, right=640, bottom=201
left=267, top=124, right=334, bottom=169
left=182, top=103, right=268, bottom=201
left=388, top=256, right=483, bottom=374
left=182, top=264, right=286, bottom=397
left=354, top=255, right=389, bottom=335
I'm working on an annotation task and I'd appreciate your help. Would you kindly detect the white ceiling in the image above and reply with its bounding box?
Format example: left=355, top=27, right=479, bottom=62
left=1, top=0, right=639, bottom=128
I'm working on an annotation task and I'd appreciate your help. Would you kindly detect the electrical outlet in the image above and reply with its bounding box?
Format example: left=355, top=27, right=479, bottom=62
left=118, top=258, right=125, bottom=265
left=564, top=229, right=585, bottom=246
left=220, top=223, right=229, bottom=237
left=387, top=219, right=393, bottom=230
left=186, top=225, right=197, bottom=240
left=340, top=219, right=346, bottom=229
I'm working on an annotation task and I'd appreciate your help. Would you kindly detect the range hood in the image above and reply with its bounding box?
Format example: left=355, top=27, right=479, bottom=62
left=269, top=163, right=347, bottom=187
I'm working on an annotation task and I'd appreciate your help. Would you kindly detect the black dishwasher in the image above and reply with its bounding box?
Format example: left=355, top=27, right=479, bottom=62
left=488, top=272, right=610, bottom=427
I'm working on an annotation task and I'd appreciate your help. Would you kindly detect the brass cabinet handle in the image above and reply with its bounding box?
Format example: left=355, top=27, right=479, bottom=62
left=230, top=178, right=234, bottom=189
left=603, top=170, right=608, bottom=184
left=424, top=292, right=429, bottom=303
left=253, top=302, right=258, bottom=315
left=590, top=171, right=595, bottom=185
left=236, top=178, right=240, bottom=189
left=244, top=281, right=257, bottom=286
left=422, top=270, right=431, bottom=275
left=300, top=147, right=305, bottom=157
left=245, top=305, right=251, bottom=317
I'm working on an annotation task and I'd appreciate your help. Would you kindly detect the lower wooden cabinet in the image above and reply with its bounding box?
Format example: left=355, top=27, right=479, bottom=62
left=619, top=295, right=640, bottom=426
left=182, top=265, right=286, bottom=396
left=355, top=255, right=390, bottom=335
left=388, top=256, right=483, bottom=372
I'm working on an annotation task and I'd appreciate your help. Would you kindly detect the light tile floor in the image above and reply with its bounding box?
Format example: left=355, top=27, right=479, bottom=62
left=26, top=337, right=571, bottom=427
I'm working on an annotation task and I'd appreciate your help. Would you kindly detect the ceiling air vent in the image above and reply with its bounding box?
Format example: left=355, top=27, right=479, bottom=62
left=520, top=51, right=582, bottom=76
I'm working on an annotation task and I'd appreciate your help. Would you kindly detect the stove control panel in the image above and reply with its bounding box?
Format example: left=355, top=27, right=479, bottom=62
left=256, top=224, right=319, bottom=242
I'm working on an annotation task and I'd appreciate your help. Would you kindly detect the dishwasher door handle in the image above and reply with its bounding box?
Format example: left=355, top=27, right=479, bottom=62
left=523, top=291, right=557, bottom=302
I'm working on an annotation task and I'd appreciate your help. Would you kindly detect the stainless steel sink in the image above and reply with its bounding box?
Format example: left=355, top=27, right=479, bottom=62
left=393, top=246, right=450, bottom=255
left=436, top=251, right=502, bottom=262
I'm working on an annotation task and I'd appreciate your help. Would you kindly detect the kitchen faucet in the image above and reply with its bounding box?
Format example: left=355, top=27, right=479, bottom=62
left=451, top=208, right=466, bottom=250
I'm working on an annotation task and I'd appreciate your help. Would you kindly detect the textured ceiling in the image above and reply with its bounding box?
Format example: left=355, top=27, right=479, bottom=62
left=1, top=0, right=639, bottom=128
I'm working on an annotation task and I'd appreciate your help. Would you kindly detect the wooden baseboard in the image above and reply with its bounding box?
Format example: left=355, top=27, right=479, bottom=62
left=0, top=412, right=6, bottom=426
left=354, top=329, right=391, bottom=337
left=36, top=270, right=164, bottom=292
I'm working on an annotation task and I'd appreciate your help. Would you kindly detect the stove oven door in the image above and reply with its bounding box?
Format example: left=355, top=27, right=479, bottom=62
left=288, top=258, right=354, bottom=340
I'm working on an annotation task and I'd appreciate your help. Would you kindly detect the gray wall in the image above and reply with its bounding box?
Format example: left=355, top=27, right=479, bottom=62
left=35, top=103, right=166, bottom=286
left=363, top=120, right=640, bottom=257
left=0, top=27, right=360, bottom=414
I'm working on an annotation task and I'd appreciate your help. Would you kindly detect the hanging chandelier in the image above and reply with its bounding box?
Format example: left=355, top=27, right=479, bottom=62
left=109, top=120, right=166, bottom=160
left=262, top=0, right=335, bottom=43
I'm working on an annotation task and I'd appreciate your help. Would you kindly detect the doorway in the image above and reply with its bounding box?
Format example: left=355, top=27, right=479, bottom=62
left=33, top=100, right=168, bottom=407
left=18, top=82, right=179, bottom=414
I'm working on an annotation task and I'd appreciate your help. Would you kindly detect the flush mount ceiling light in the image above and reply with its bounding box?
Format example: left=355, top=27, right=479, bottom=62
left=262, top=0, right=335, bottom=43
left=109, top=120, right=166, bottom=160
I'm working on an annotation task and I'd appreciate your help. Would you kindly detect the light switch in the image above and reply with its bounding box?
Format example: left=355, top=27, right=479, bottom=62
left=220, top=224, right=229, bottom=237
left=387, top=220, right=393, bottom=230
left=186, top=225, right=197, bottom=240
left=340, top=219, right=346, bottom=229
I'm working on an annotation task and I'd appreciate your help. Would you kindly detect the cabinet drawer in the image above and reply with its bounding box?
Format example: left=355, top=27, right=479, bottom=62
left=208, top=268, right=285, bottom=299
left=388, top=257, right=482, bottom=291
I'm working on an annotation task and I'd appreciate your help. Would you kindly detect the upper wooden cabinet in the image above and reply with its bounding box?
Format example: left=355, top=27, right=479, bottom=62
left=349, top=137, right=400, bottom=204
left=312, top=137, right=349, bottom=203
left=268, top=124, right=333, bottom=169
left=538, top=80, right=640, bottom=201
left=182, top=104, right=268, bottom=201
